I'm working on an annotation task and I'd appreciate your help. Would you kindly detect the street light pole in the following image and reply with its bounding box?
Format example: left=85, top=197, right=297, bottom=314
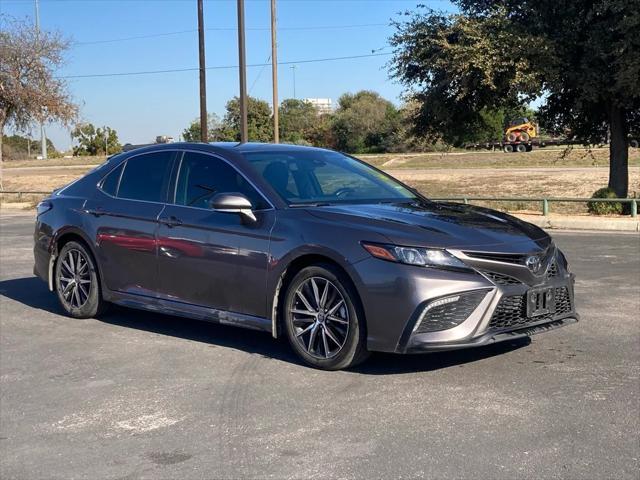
left=197, top=0, right=208, bottom=143
left=237, top=0, right=248, bottom=143
left=270, top=0, right=279, bottom=143
left=35, top=0, right=47, bottom=159
left=291, top=65, right=297, bottom=99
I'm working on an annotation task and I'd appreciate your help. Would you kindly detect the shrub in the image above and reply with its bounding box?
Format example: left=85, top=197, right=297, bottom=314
left=587, top=187, right=624, bottom=215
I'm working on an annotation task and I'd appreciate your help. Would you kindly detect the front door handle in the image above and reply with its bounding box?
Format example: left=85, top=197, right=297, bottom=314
left=159, top=216, right=183, bottom=228
left=86, top=206, right=105, bottom=217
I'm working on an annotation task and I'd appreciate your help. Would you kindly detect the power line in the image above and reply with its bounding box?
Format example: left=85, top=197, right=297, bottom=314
left=59, top=52, right=392, bottom=79
left=73, top=23, right=389, bottom=46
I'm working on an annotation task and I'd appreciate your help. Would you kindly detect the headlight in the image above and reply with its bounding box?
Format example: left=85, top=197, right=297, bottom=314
left=362, top=242, right=470, bottom=270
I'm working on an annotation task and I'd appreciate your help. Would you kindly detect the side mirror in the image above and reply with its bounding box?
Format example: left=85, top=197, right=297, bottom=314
left=208, top=192, right=257, bottom=223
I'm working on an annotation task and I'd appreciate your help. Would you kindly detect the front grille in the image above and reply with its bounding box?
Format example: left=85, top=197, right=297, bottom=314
left=464, top=251, right=527, bottom=264
left=480, top=270, right=523, bottom=285
left=489, top=287, right=572, bottom=330
left=414, top=290, right=489, bottom=334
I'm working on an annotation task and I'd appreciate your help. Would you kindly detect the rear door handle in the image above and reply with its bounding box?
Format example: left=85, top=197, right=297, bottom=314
left=159, top=216, right=183, bottom=228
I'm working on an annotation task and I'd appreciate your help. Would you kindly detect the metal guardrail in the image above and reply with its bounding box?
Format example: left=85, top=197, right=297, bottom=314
left=0, top=191, right=637, bottom=217
left=431, top=197, right=638, bottom=217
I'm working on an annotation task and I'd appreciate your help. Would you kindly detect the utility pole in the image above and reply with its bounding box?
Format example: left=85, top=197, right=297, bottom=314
left=35, top=0, right=47, bottom=159
left=237, top=0, right=248, bottom=142
left=291, top=65, right=297, bottom=99
left=270, top=0, right=279, bottom=143
left=197, top=0, right=208, bottom=142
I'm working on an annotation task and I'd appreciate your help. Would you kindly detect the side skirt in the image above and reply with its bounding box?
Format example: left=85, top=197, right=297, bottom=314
left=105, top=290, right=272, bottom=333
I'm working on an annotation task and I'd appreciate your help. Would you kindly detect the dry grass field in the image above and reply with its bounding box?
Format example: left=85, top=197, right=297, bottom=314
left=1, top=147, right=639, bottom=215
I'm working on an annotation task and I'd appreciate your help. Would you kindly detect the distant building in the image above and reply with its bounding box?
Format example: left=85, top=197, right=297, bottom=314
left=304, top=98, right=333, bottom=115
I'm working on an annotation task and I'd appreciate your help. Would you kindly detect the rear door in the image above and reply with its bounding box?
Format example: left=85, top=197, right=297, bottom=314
left=156, top=151, right=276, bottom=318
left=86, top=151, right=176, bottom=297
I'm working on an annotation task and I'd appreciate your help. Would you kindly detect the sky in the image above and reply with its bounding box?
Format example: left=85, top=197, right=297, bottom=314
left=2, top=0, right=454, bottom=150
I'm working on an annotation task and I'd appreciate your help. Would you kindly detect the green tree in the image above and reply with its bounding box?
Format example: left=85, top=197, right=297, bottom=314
left=331, top=91, right=401, bottom=153
left=181, top=113, right=221, bottom=142
left=1, top=134, right=56, bottom=160
left=390, top=1, right=640, bottom=196
left=71, top=123, right=121, bottom=156
left=218, top=96, right=273, bottom=142
left=0, top=17, right=77, bottom=164
left=279, top=99, right=318, bottom=144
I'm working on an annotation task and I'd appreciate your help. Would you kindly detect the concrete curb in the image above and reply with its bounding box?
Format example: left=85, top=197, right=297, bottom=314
left=515, top=214, right=640, bottom=232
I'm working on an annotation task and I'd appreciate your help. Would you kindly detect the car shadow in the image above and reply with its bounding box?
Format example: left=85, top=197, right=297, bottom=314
left=0, top=276, right=531, bottom=375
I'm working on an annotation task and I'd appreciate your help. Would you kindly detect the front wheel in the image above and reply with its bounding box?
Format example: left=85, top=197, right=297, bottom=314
left=283, top=264, right=369, bottom=370
left=55, top=241, right=107, bottom=319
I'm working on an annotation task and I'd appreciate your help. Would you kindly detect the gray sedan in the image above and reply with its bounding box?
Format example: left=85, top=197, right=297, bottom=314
left=33, top=142, right=578, bottom=370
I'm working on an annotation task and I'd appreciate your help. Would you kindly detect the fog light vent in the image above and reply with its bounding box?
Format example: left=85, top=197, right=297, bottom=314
left=413, top=289, right=489, bottom=334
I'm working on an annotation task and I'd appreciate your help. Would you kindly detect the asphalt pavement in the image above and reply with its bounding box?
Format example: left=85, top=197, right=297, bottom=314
left=1, top=211, right=639, bottom=479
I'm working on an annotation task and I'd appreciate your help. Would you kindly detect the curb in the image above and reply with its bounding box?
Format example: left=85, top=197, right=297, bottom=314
left=515, top=214, right=640, bottom=232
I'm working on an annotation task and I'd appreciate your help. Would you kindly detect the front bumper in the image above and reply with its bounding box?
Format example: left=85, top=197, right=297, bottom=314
left=396, top=247, right=578, bottom=353
left=352, top=244, right=578, bottom=354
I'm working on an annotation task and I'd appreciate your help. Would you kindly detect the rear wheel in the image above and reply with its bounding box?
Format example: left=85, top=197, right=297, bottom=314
left=284, top=264, right=369, bottom=370
left=55, top=241, right=106, bottom=319
left=516, top=143, right=527, bottom=153
left=503, top=144, right=514, bottom=153
left=519, top=132, right=530, bottom=142
left=506, top=132, right=518, bottom=142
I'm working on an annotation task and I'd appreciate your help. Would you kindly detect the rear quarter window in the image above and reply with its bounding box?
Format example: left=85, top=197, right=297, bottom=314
left=99, top=162, right=124, bottom=196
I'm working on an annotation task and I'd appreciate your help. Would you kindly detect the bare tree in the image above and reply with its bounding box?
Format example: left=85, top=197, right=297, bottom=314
left=0, top=16, right=78, bottom=165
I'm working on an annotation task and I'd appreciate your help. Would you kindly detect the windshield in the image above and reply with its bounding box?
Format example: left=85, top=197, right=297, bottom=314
left=242, top=149, right=417, bottom=205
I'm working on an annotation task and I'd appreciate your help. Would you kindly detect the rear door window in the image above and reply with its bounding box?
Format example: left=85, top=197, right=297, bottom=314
left=117, top=151, right=175, bottom=202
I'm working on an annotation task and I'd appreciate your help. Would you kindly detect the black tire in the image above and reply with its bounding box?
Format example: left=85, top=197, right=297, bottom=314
left=283, top=264, right=369, bottom=370
left=503, top=144, right=514, bottom=153
left=516, top=143, right=527, bottom=153
left=55, top=241, right=107, bottom=319
left=631, top=139, right=639, bottom=149
left=519, top=132, right=530, bottom=142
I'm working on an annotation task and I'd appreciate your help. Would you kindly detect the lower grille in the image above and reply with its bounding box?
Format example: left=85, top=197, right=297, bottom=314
left=489, top=287, right=572, bottom=330
left=414, top=290, right=489, bottom=334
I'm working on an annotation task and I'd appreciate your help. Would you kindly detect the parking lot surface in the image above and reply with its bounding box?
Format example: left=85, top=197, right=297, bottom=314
left=1, top=211, right=639, bottom=479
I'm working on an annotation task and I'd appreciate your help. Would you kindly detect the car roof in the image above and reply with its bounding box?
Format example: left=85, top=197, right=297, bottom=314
left=120, top=141, right=332, bottom=156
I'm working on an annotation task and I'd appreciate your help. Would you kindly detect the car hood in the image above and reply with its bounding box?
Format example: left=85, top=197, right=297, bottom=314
left=304, top=201, right=551, bottom=253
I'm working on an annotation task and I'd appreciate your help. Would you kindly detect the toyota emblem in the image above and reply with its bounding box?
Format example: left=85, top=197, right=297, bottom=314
left=525, top=255, right=542, bottom=274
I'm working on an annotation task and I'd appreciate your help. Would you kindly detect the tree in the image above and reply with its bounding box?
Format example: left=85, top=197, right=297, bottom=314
left=0, top=17, right=77, bottom=163
left=218, top=96, right=273, bottom=142
left=390, top=1, right=640, bottom=197
left=182, top=113, right=222, bottom=142
left=2, top=133, right=55, bottom=160
left=279, top=99, right=318, bottom=145
left=72, top=123, right=120, bottom=156
left=331, top=91, right=401, bottom=153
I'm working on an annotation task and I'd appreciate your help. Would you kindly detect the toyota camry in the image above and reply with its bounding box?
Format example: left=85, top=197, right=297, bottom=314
left=33, top=142, right=578, bottom=370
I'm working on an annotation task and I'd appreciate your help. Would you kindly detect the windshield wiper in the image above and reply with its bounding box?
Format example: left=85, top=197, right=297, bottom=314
left=289, top=202, right=333, bottom=208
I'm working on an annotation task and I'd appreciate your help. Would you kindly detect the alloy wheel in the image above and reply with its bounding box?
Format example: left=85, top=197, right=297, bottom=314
left=58, top=249, right=92, bottom=309
left=290, top=276, right=350, bottom=359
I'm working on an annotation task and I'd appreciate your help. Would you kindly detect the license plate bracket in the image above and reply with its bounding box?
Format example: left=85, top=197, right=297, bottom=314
left=527, top=287, right=556, bottom=318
